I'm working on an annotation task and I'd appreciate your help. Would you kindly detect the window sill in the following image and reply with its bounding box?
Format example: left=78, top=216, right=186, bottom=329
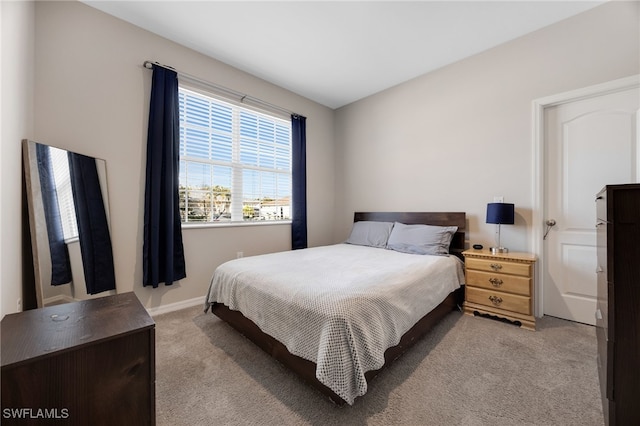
left=181, top=220, right=291, bottom=230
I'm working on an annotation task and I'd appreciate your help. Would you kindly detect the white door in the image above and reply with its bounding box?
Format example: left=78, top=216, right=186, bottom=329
left=543, top=86, right=639, bottom=325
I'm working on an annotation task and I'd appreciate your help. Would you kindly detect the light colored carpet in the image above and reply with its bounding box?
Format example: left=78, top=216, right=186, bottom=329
left=154, top=306, right=603, bottom=426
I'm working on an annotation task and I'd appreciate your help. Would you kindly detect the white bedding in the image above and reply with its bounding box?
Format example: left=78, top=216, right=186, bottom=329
left=204, top=243, right=464, bottom=404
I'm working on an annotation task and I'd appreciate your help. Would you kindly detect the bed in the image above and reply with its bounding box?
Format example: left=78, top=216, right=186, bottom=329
left=204, top=212, right=466, bottom=405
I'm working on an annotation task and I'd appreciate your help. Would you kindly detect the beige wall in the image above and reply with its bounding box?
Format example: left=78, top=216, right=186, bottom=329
left=4, top=1, right=638, bottom=316
left=334, top=1, right=640, bottom=252
left=1, top=1, right=35, bottom=318
left=30, top=1, right=336, bottom=310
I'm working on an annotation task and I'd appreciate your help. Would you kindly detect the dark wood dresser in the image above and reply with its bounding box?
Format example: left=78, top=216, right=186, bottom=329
left=1, top=292, right=155, bottom=425
left=596, top=184, right=640, bottom=426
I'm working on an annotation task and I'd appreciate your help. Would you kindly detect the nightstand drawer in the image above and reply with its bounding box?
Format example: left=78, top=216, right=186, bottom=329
left=465, top=270, right=531, bottom=296
left=466, top=286, right=531, bottom=315
left=466, top=257, right=532, bottom=277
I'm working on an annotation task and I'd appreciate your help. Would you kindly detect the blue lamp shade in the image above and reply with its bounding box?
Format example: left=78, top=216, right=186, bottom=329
left=486, top=203, right=515, bottom=225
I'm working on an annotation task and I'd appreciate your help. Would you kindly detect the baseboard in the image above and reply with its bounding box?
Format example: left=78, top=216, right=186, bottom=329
left=146, top=296, right=206, bottom=317
left=43, top=294, right=75, bottom=306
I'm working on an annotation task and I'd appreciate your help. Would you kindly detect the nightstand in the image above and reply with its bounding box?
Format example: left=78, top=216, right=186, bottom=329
left=462, top=249, right=537, bottom=331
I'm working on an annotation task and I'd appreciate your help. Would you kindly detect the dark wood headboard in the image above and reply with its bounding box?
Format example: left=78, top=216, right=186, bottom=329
left=353, top=212, right=466, bottom=259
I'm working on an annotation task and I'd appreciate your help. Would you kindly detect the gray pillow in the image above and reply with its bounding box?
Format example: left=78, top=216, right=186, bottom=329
left=345, top=221, right=394, bottom=248
left=386, top=222, right=458, bottom=255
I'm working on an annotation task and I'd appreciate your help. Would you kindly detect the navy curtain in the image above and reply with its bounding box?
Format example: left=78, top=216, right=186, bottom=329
left=35, top=144, right=72, bottom=285
left=291, top=115, right=307, bottom=249
left=143, top=64, right=186, bottom=288
left=68, top=153, right=116, bottom=295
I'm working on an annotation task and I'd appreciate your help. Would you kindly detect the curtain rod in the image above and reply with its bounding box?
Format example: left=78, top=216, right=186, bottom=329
left=143, top=60, right=304, bottom=119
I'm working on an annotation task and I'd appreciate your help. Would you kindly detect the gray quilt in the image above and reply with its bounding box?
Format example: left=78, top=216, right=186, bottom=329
left=204, top=243, right=464, bottom=404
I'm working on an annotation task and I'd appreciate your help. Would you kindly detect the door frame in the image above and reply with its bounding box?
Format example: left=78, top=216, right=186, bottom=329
left=531, top=74, right=640, bottom=318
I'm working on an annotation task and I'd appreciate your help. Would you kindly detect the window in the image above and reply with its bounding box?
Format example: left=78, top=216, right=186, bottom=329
left=49, top=146, right=79, bottom=240
left=178, top=87, right=292, bottom=224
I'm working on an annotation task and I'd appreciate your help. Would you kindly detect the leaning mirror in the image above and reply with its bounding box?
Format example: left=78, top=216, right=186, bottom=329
left=23, top=139, right=116, bottom=307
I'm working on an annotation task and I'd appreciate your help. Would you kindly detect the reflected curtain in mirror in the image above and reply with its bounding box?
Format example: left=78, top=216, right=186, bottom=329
left=36, top=143, right=72, bottom=285
left=68, top=152, right=116, bottom=294
left=291, top=114, right=307, bottom=250
left=143, top=64, right=186, bottom=288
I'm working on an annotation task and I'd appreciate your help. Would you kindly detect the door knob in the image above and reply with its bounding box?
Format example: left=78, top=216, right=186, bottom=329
left=543, top=219, right=556, bottom=240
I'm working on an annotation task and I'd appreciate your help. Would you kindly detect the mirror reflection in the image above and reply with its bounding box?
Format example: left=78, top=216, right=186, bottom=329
left=23, top=139, right=116, bottom=307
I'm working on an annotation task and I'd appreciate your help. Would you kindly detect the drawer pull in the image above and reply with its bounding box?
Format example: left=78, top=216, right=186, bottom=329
left=488, top=295, right=503, bottom=306
left=596, top=266, right=604, bottom=273
left=490, top=263, right=502, bottom=271
left=488, top=278, right=503, bottom=287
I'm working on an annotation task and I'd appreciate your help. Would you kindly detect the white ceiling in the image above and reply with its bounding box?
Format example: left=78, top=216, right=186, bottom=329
left=83, top=1, right=605, bottom=109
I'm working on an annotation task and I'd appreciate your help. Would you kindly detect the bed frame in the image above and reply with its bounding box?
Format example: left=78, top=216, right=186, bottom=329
left=210, top=211, right=466, bottom=404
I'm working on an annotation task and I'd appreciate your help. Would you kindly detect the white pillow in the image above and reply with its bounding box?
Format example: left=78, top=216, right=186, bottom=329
left=345, top=221, right=394, bottom=248
left=386, top=222, right=458, bottom=255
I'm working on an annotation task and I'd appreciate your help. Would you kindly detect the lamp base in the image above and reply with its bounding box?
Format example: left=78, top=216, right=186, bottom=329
left=490, top=247, right=509, bottom=254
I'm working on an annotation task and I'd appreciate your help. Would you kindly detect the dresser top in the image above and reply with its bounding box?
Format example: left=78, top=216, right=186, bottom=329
left=462, top=249, right=537, bottom=262
left=1, top=292, right=154, bottom=368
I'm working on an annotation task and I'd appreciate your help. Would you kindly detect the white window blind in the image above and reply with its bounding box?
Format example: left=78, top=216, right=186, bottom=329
left=178, top=87, right=292, bottom=224
left=49, top=146, right=79, bottom=240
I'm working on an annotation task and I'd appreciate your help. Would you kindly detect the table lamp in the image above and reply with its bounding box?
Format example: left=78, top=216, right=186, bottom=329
left=486, top=202, right=514, bottom=254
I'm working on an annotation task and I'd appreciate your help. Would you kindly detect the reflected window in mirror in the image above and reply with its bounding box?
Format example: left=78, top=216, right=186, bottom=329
left=46, top=146, right=79, bottom=240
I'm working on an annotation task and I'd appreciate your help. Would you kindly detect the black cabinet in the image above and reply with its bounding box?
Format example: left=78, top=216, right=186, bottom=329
left=1, top=292, right=155, bottom=425
left=596, top=184, right=640, bottom=426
